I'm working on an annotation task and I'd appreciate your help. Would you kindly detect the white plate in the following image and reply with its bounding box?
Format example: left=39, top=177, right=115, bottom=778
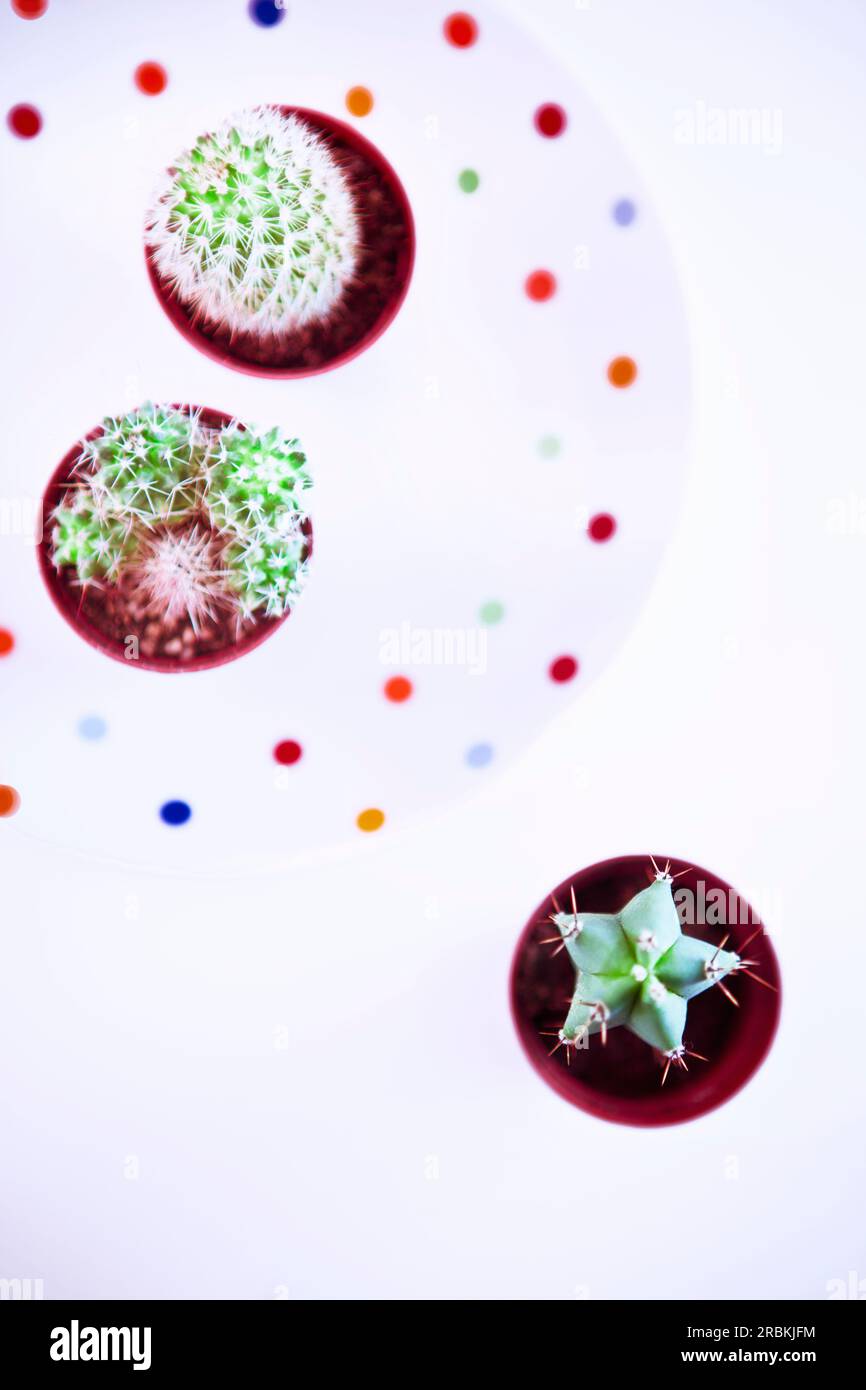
left=1, top=0, right=689, bottom=871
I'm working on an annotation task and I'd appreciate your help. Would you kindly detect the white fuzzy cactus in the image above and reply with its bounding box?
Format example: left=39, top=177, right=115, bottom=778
left=146, top=106, right=360, bottom=338
left=126, top=527, right=229, bottom=634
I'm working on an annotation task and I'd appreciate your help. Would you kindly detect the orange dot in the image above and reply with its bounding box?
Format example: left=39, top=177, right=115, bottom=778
left=384, top=675, right=413, bottom=703
left=607, top=356, right=638, bottom=388
left=356, top=807, right=385, bottom=833
left=346, top=86, right=374, bottom=117
left=0, top=785, right=20, bottom=817
left=134, top=61, right=168, bottom=96
left=0, top=628, right=14, bottom=656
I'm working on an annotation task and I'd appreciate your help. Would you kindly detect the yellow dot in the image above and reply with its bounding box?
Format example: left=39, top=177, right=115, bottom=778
left=0, top=784, right=21, bottom=817
left=346, top=85, right=374, bottom=117
left=356, top=807, right=385, bottom=832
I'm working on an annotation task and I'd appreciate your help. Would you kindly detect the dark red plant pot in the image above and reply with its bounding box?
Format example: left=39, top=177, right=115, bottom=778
left=37, top=407, right=313, bottom=674
left=145, top=106, right=415, bottom=378
left=510, top=854, right=781, bottom=1127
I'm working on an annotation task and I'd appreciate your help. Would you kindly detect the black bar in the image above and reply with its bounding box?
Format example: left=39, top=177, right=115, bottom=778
left=1, top=1300, right=860, bottom=1375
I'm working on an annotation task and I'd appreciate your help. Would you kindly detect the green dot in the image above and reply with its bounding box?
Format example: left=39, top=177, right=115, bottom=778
left=538, top=435, right=561, bottom=459
left=458, top=168, right=480, bottom=194
left=479, top=600, right=504, bottom=625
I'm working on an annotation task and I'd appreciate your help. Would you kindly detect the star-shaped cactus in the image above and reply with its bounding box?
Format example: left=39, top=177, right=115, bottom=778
left=542, top=858, right=774, bottom=1083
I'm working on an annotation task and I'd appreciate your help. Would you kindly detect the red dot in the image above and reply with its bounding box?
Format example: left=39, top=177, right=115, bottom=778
left=134, top=62, right=168, bottom=96
left=443, top=12, right=478, bottom=47
left=273, top=739, right=302, bottom=766
left=588, top=513, right=617, bottom=542
left=12, top=0, right=48, bottom=17
left=525, top=269, right=556, bottom=302
left=7, top=104, right=41, bottom=139
left=534, top=103, right=567, bottom=138
left=384, top=675, right=413, bottom=703
left=0, top=628, right=14, bottom=656
left=549, top=655, right=578, bottom=683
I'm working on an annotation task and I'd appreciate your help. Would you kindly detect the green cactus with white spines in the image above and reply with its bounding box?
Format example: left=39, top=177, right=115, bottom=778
left=206, top=423, right=310, bottom=619
left=547, top=861, right=763, bottom=1080
left=76, top=403, right=205, bottom=525
left=146, top=106, right=360, bottom=339
left=52, top=495, right=135, bottom=583
left=50, top=404, right=311, bottom=634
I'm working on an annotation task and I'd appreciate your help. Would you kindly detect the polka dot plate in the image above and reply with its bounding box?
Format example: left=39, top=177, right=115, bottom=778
left=0, top=0, right=689, bottom=871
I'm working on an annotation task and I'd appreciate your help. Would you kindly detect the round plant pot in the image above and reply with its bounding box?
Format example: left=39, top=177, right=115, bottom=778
left=145, top=106, right=415, bottom=378
left=38, top=407, right=313, bottom=674
left=510, top=854, right=781, bottom=1127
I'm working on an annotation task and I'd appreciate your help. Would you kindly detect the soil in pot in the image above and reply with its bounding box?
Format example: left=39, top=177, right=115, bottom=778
left=145, top=106, right=415, bottom=377
left=38, top=405, right=313, bottom=673
left=510, top=854, right=781, bottom=1126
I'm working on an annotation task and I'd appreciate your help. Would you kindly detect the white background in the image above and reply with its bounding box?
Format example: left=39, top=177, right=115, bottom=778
left=1, top=0, right=864, bottom=1299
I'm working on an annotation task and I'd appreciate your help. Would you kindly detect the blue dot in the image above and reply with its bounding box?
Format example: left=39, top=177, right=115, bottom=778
left=466, top=742, right=494, bottom=769
left=249, top=0, right=285, bottom=25
left=160, top=800, right=192, bottom=826
left=613, top=198, right=636, bottom=226
left=78, top=715, right=107, bottom=741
